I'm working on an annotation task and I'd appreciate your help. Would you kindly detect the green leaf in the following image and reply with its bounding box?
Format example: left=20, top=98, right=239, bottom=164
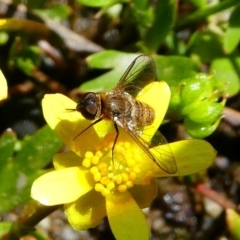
left=0, top=164, right=40, bottom=213
left=9, top=44, right=42, bottom=76
left=0, top=131, right=17, bottom=168
left=0, top=222, right=12, bottom=238
left=82, top=51, right=139, bottom=92
left=34, top=4, right=71, bottom=21
left=129, top=1, right=154, bottom=39
left=86, top=50, right=134, bottom=69
left=0, top=32, right=9, bottom=45
left=164, top=33, right=187, bottom=55
left=0, top=125, right=62, bottom=212
left=223, top=5, right=240, bottom=54
left=76, top=0, right=118, bottom=7
left=82, top=51, right=198, bottom=92
left=188, top=0, right=207, bottom=8
left=132, top=0, right=149, bottom=9
left=144, top=0, right=176, bottom=52
left=14, top=125, right=62, bottom=170
left=154, top=55, right=198, bottom=86
left=210, top=57, right=240, bottom=96
left=188, top=31, right=224, bottom=63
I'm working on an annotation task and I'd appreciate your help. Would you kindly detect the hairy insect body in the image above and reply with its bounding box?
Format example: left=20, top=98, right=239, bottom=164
left=74, top=55, right=177, bottom=174
left=101, top=90, right=155, bottom=132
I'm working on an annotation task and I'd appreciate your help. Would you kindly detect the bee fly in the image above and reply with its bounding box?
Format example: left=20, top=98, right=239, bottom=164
left=70, top=55, right=177, bottom=174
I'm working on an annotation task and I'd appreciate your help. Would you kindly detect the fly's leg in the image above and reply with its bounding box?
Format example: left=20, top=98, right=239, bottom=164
left=72, top=118, right=103, bottom=141
left=112, top=122, right=119, bottom=163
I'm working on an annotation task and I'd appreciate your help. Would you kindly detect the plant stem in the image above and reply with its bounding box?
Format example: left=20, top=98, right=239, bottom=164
left=195, top=183, right=236, bottom=210
left=176, top=0, right=240, bottom=29
left=6, top=201, right=60, bottom=240
left=17, top=202, right=60, bottom=227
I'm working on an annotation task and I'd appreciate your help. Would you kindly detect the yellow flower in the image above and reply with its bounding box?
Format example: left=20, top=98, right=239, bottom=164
left=31, top=82, right=216, bottom=240
left=0, top=70, right=7, bottom=100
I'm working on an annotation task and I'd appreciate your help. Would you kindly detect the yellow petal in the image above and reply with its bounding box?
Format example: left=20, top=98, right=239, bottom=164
left=31, top=167, right=94, bottom=205
left=106, top=191, right=150, bottom=240
left=226, top=209, right=240, bottom=239
left=150, top=139, right=216, bottom=177
left=53, top=151, right=82, bottom=170
left=92, top=118, right=114, bottom=139
left=137, top=81, right=170, bottom=142
left=42, top=94, right=100, bottom=156
left=65, top=189, right=106, bottom=230
left=129, top=180, right=157, bottom=208
left=0, top=70, right=7, bottom=100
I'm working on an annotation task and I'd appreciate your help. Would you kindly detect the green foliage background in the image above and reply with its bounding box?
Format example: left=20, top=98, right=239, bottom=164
left=1, top=0, right=240, bottom=239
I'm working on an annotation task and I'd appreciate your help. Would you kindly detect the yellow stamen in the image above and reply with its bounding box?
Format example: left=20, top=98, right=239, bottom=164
left=102, top=188, right=110, bottom=196
left=81, top=136, right=148, bottom=196
left=98, top=162, right=107, bottom=170
left=118, top=184, right=127, bottom=192
left=126, top=181, right=133, bottom=188
left=106, top=182, right=115, bottom=190
left=100, top=168, right=108, bottom=176
left=116, top=174, right=122, bottom=184
left=127, top=158, right=136, bottom=167
left=133, top=166, right=140, bottom=173
left=82, top=158, right=91, bottom=168
left=96, top=150, right=103, bottom=158
left=91, top=155, right=99, bottom=165
left=85, top=151, right=94, bottom=159
left=94, top=172, right=101, bottom=182
left=100, top=176, right=110, bottom=185
left=95, top=183, right=104, bottom=192
left=90, top=166, right=98, bottom=174
left=122, top=173, right=129, bottom=182
left=108, top=172, right=114, bottom=179
left=129, top=172, right=137, bottom=181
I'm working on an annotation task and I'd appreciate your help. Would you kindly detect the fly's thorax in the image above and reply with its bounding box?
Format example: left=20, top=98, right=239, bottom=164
left=101, top=91, right=133, bottom=118
left=102, top=90, right=155, bottom=128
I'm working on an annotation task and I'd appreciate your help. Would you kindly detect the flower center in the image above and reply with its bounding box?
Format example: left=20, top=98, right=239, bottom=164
left=82, top=135, right=143, bottom=197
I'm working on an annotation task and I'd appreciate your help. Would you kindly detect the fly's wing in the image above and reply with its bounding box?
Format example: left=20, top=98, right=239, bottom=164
left=125, top=126, right=177, bottom=174
left=148, top=130, right=177, bottom=173
left=115, top=55, right=176, bottom=173
left=114, top=55, right=156, bottom=97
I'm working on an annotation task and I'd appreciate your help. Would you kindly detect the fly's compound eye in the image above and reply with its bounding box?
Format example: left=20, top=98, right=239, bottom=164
left=77, top=92, right=99, bottom=120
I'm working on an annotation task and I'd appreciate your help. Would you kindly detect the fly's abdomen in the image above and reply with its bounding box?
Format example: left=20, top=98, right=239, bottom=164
left=133, top=99, right=155, bottom=126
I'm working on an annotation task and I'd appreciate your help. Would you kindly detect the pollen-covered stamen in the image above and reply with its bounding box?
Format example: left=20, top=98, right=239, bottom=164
left=82, top=139, right=143, bottom=197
